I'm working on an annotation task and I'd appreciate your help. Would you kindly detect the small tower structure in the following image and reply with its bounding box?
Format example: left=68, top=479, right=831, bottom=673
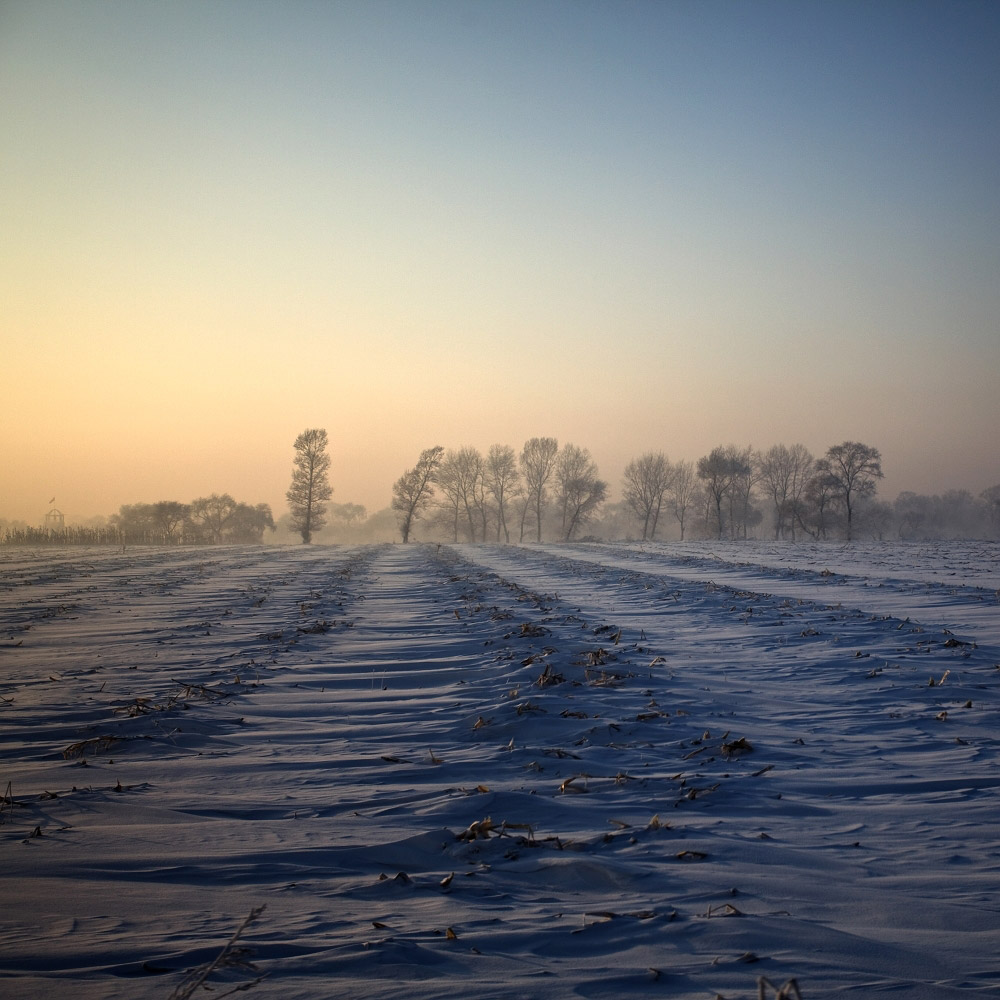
left=44, top=508, right=65, bottom=532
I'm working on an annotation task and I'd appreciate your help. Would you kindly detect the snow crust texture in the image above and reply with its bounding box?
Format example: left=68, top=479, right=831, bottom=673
left=2, top=540, right=999, bottom=999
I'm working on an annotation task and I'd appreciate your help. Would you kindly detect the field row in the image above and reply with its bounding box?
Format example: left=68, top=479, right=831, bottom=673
left=2, top=542, right=999, bottom=999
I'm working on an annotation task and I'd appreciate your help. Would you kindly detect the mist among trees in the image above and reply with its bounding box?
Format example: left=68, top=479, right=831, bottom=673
left=379, top=438, right=999, bottom=545
left=0, top=495, right=277, bottom=546
left=3, top=435, right=998, bottom=547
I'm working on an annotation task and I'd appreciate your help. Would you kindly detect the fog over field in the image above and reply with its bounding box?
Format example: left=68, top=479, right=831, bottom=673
left=2, top=2, right=998, bottom=526
left=4, top=435, right=998, bottom=548
left=3, top=5, right=1000, bottom=996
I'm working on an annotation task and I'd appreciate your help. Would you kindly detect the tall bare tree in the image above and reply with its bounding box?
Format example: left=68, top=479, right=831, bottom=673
left=287, top=429, right=333, bottom=543
left=433, top=448, right=485, bottom=542
left=514, top=490, right=535, bottom=543
left=556, top=444, right=607, bottom=541
left=815, top=441, right=883, bottom=541
left=392, top=446, right=443, bottom=542
left=799, top=469, right=839, bottom=539
left=485, top=444, right=521, bottom=542
left=667, top=460, right=699, bottom=540
left=435, top=449, right=469, bottom=542
left=759, top=444, right=814, bottom=539
left=697, top=446, right=740, bottom=539
left=728, top=446, right=760, bottom=540
left=696, top=445, right=755, bottom=540
left=622, top=452, right=674, bottom=540
left=461, top=447, right=488, bottom=541
left=520, top=437, right=559, bottom=542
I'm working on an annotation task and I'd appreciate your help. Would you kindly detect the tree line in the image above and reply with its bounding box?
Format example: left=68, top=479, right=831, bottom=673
left=683, top=443, right=998, bottom=542
left=391, top=439, right=610, bottom=544
left=690, top=441, right=884, bottom=542
left=4, top=430, right=998, bottom=546
left=283, top=431, right=611, bottom=546
left=266, top=429, right=1000, bottom=545
left=108, top=496, right=275, bottom=545
left=385, top=438, right=999, bottom=544
left=893, top=486, right=1000, bottom=541
left=388, top=438, right=889, bottom=543
left=1, top=495, right=277, bottom=547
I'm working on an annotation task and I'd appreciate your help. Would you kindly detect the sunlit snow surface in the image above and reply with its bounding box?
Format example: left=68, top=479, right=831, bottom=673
left=1, top=541, right=998, bottom=999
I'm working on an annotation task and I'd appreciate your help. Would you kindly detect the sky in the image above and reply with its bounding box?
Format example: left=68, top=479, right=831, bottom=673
left=2, top=0, right=999, bottom=525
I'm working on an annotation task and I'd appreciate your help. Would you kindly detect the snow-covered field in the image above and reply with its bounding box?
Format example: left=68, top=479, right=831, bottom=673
left=2, top=541, right=999, bottom=999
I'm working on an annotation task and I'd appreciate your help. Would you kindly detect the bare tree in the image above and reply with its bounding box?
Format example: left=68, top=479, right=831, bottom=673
left=759, top=444, right=814, bottom=540
left=697, top=446, right=739, bottom=539
left=937, top=489, right=984, bottom=538
left=228, top=502, right=275, bottom=543
left=514, top=491, right=535, bottom=543
left=111, top=503, right=157, bottom=542
left=697, top=445, right=758, bottom=540
left=667, top=460, right=699, bottom=540
left=286, top=429, right=333, bottom=544
left=434, top=450, right=467, bottom=542
left=392, top=446, right=443, bottom=542
left=728, top=446, right=760, bottom=540
left=815, top=441, right=883, bottom=541
left=151, top=501, right=190, bottom=541
left=188, top=493, right=239, bottom=544
left=622, top=452, right=674, bottom=540
left=520, top=437, right=559, bottom=542
left=433, top=448, right=486, bottom=542
left=556, top=444, right=607, bottom=541
left=981, top=484, right=1000, bottom=535
left=329, top=502, right=367, bottom=527
left=799, top=470, right=839, bottom=539
left=856, top=496, right=893, bottom=540
left=467, top=449, right=490, bottom=541
left=697, top=448, right=728, bottom=539
left=485, top=444, right=521, bottom=542
left=895, top=488, right=995, bottom=540
left=894, top=490, right=931, bottom=539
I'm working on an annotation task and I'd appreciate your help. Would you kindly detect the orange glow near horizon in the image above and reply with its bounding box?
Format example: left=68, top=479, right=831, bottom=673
left=2, top=3, right=998, bottom=527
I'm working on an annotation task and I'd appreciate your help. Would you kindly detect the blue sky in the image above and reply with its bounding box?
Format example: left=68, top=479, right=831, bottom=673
left=2, top=0, right=998, bottom=521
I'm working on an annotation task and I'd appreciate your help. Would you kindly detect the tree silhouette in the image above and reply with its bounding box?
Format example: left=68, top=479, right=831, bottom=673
left=485, top=444, right=520, bottom=542
left=697, top=446, right=748, bottom=540
left=622, top=452, right=673, bottom=540
left=520, top=437, right=559, bottom=542
left=188, top=494, right=239, bottom=544
left=556, top=444, right=607, bottom=541
left=816, top=441, right=883, bottom=541
left=286, top=429, right=333, bottom=543
left=392, top=446, right=443, bottom=542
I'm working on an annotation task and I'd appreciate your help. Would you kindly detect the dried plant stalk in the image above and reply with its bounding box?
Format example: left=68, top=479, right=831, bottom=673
left=168, top=905, right=267, bottom=1000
